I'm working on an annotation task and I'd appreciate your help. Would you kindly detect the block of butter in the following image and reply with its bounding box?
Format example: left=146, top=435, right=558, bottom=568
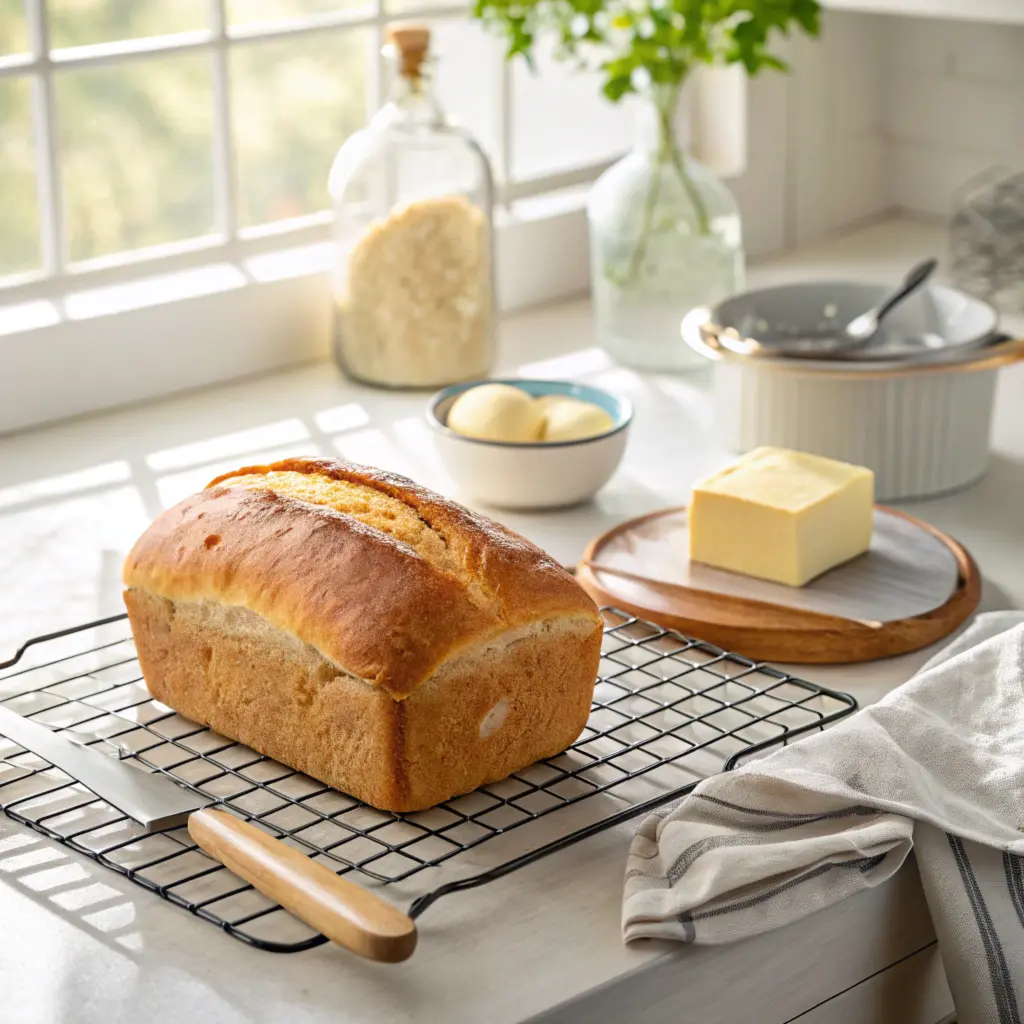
left=689, top=447, right=875, bottom=587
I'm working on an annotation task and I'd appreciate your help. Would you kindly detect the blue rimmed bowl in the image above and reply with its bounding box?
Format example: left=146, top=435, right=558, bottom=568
left=427, top=379, right=632, bottom=509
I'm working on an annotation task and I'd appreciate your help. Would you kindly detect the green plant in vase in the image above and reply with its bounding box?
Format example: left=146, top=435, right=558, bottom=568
left=472, top=0, right=822, bottom=371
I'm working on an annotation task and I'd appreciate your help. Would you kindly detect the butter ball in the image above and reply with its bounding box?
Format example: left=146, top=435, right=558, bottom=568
left=541, top=397, right=615, bottom=442
left=447, top=384, right=545, bottom=442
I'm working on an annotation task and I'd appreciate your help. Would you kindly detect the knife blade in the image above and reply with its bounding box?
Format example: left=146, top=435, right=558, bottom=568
left=0, top=704, right=211, bottom=832
left=0, top=702, right=417, bottom=961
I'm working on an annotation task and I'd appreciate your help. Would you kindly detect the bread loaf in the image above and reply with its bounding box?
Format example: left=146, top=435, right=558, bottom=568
left=123, top=458, right=603, bottom=811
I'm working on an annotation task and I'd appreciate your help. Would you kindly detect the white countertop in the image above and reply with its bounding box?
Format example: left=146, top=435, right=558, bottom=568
left=0, top=217, right=1020, bottom=1023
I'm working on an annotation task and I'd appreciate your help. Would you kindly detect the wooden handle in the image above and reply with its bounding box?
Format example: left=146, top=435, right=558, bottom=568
left=188, top=808, right=417, bottom=963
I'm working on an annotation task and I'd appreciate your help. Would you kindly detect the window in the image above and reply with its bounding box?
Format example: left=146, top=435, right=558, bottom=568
left=0, top=0, right=629, bottom=307
left=0, top=0, right=633, bottom=433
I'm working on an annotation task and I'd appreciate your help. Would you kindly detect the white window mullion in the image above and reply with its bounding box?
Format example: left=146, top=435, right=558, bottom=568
left=498, top=60, right=513, bottom=200
left=373, top=0, right=386, bottom=119
left=0, top=53, right=35, bottom=77
left=48, top=31, right=213, bottom=69
left=26, top=0, right=65, bottom=278
left=209, top=0, right=238, bottom=246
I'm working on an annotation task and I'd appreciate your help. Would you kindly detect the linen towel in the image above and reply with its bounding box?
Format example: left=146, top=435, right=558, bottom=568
left=623, top=612, right=1024, bottom=1024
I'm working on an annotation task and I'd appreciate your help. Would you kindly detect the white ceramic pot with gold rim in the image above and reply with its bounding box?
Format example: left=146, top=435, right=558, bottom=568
left=682, top=282, right=1024, bottom=501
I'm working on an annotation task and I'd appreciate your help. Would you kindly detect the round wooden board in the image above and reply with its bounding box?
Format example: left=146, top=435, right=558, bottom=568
left=577, top=506, right=981, bottom=665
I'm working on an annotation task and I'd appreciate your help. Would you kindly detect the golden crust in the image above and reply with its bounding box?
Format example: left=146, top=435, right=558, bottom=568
left=123, top=457, right=599, bottom=700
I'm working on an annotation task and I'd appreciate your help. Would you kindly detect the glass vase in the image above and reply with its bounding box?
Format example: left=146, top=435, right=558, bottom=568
left=588, top=84, right=744, bottom=372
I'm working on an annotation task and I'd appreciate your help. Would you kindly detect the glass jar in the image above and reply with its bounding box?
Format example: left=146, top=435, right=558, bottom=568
left=588, top=85, right=744, bottom=372
left=328, top=26, right=495, bottom=388
left=950, top=165, right=1024, bottom=314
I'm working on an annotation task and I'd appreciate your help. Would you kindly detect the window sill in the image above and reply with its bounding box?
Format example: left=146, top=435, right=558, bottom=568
left=0, top=197, right=591, bottom=435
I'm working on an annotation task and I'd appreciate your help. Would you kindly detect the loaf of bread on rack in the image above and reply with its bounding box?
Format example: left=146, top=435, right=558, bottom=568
left=122, top=458, right=603, bottom=812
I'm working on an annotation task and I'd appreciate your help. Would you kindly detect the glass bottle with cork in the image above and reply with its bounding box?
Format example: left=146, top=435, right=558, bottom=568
left=328, top=25, right=495, bottom=389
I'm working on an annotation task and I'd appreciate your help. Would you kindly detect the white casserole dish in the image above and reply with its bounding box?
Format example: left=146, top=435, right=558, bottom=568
left=682, top=282, right=1024, bottom=500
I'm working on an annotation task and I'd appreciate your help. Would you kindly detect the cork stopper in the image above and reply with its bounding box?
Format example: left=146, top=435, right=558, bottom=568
left=386, top=24, right=431, bottom=79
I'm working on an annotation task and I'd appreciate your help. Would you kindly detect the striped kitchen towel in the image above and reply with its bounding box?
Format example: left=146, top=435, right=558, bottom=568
left=623, top=611, right=1024, bottom=1024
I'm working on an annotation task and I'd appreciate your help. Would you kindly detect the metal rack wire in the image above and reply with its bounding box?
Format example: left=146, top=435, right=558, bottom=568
left=0, top=609, right=857, bottom=952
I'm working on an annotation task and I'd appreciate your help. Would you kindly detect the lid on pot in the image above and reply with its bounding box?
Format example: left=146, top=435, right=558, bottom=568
left=689, top=281, right=999, bottom=370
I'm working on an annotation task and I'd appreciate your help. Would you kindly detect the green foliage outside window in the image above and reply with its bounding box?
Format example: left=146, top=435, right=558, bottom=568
left=0, top=0, right=365, bottom=276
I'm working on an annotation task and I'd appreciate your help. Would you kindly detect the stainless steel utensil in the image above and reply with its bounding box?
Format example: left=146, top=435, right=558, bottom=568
left=840, top=257, right=938, bottom=347
left=0, top=705, right=417, bottom=961
left=749, top=257, right=939, bottom=359
left=0, top=705, right=211, bottom=831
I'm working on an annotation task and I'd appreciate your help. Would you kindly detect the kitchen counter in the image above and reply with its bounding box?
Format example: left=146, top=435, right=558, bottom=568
left=1, top=218, right=1021, bottom=1023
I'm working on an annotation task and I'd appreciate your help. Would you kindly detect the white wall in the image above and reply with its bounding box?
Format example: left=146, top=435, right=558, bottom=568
left=883, top=16, right=1024, bottom=217
left=725, top=11, right=1024, bottom=256
left=722, top=62, right=791, bottom=260
left=788, top=11, right=888, bottom=245
left=723, top=11, right=889, bottom=257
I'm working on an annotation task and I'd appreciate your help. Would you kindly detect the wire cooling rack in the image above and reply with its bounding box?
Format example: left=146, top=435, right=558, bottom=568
left=0, top=609, right=857, bottom=953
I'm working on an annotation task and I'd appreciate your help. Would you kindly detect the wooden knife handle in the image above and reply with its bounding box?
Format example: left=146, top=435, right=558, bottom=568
left=188, top=807, right=417, bottom=962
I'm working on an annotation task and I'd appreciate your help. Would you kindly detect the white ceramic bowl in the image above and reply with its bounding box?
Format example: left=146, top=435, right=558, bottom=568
left=682, top=281, right=1024, bottom=500
left=428, top=379, right=632, bottom=509
left=705, top=280, right=998, bottom=363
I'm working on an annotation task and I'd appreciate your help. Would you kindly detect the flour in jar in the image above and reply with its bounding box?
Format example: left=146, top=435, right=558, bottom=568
left=336, top=195, right=493, bottom=388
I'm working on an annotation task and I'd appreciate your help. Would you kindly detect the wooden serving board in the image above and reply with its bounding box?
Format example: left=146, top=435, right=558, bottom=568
left=577, top=506, right=981, bottom=665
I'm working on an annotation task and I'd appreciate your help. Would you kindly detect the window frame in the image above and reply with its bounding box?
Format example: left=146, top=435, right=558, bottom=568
left=0, top=0, right=613, bottom=305
left=0, top=0, right=613, bottom=434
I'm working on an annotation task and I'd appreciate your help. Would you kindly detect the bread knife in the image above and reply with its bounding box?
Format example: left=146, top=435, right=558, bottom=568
left=0, top=705, right=417, bottom=962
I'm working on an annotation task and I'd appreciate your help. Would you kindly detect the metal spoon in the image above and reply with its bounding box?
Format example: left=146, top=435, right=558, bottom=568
left=842, top=257, right=939, bottom=346
left=744, top=257, right=939, bottom=359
